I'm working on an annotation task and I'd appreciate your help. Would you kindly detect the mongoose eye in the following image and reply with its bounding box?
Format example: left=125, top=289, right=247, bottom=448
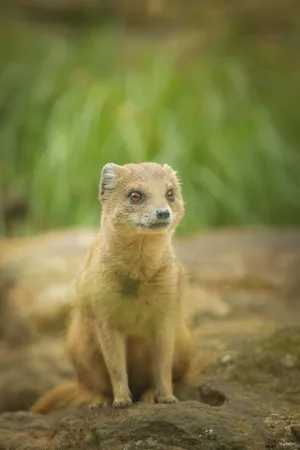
left=129, top=191, right=143, bottom=203
left=166, top=189, right=175, bottom=202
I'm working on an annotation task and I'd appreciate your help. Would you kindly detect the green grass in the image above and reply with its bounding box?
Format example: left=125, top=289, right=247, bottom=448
left=1, top=21, right=300, bottom=236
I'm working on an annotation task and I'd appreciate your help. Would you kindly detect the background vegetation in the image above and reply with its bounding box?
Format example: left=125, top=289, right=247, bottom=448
left=1, top=1, right=300, bottom=237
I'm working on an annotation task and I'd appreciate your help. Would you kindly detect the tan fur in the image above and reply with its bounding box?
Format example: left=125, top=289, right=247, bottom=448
left=30, top=162, right=193, bottom=413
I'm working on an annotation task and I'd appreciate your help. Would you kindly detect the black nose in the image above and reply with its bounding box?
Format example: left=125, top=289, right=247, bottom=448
left=156, top=208, right=170, bottom=219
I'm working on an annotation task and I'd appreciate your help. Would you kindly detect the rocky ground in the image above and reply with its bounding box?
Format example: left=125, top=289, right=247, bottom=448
left=0, top=227, right=300, bottom=450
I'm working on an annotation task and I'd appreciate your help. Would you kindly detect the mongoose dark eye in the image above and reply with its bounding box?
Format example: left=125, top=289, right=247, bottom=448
left=129, top=191, right=143, bottom=203
left=166, top=189, right=175, bottom=202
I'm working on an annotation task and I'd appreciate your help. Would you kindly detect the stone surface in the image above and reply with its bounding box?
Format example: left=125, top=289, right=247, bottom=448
left=1, top=227, right=300, bottom=333
left=291, top=426, right=300, bottom=442
left=0, top=227, right=300, bottom=449
left=0, top=400, right=271, bottom=450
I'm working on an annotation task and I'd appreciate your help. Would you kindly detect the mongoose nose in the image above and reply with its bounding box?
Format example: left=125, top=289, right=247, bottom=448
left=156, top=208, right=170, bottom=220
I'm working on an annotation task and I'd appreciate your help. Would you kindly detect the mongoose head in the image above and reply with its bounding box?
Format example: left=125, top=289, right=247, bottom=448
left=99, top=162, right=184, bottom=234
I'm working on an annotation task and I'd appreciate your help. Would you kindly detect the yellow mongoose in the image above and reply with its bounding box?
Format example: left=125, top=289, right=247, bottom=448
left=31, top=162, right=193, bottom=413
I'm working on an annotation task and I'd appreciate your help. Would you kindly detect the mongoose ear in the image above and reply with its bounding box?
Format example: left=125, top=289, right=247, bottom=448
left=162, top=163, right=182, bottom=189
left=99, top=163, right=129, bottom=201
left=162, top=163, right=177, bottom=176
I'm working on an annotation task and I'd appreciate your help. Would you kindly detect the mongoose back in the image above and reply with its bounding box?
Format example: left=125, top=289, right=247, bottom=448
left=31, top=162, right=193, bottom=413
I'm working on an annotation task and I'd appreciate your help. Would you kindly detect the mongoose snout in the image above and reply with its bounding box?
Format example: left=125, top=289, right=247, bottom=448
left=156, top=208, right=170, bottom=219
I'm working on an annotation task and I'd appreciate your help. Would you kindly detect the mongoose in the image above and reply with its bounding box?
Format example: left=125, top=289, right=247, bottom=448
left=31, top=162, right=193, bottom=413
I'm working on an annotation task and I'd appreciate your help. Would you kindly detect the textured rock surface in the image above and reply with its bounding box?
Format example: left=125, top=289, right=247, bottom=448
left=0, top=400, right=271, bottom=450
left=0, top=227, right=300, bottom=449
left=1, top=227, right=300, bottom=333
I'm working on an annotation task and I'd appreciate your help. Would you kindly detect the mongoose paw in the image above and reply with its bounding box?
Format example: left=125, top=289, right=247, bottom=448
left=140, top=388, right=156, bottom=404
left=112, top=396, right=132, bottom=409
left=156, top=394, right=179, bottom=404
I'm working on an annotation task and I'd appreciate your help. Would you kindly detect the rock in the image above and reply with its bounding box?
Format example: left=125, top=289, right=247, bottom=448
left=277, top=443, right=300, bottom=449
left=0, top=400, right=274, bottom=450
left=188, top=286, right=231, bottom=323
left=221, top=354, right=235, bottom=365
left=0, top=268, right=33, bottom=346
left=225, top=327, right=300, bottom=401
left=0, top=228, right=300, bottom=448
left=1, top=227, right=300, bottom=336
left=281, top=354, right=297, bottom=369
left=265, top=414, right=300, bottom=450
left=291, top=425, right=300, bottom=441
left=0, top=339, right=73, bottom=413
left=175, top=228, right=300, bottom=292
left=0, top=228, right=97, bottom=335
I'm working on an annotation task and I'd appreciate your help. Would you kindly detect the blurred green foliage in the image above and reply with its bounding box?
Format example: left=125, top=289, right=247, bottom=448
left=1, top=20, right=300, bottom=236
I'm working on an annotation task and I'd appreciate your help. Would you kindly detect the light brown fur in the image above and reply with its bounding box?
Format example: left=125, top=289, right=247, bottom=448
left=31, top=162, right=193, bottom=413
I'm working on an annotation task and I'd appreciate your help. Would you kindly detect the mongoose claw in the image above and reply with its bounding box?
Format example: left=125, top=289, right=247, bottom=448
left=112, top=396, right=132, bottom=409
left=156, top=394, right=179, bottom=404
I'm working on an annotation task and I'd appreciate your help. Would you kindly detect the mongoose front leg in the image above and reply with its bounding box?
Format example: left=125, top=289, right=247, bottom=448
left=97, top=325, right=132, bottom=408
left=155, top=324, right=178, bottom=404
